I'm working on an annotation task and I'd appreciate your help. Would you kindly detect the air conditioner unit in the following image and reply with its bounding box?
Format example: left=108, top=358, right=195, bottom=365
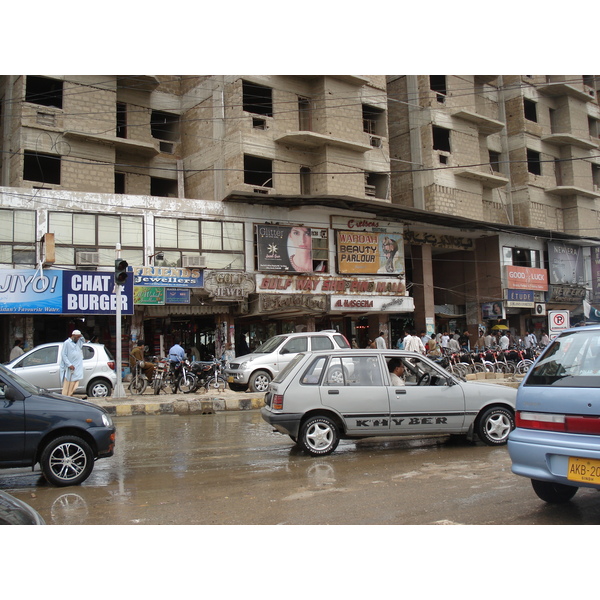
left=76, top=251, right=100, bottom=266
left=533, top=302, right=547, bottom=316
left=182, top=255, right=206, bottom=268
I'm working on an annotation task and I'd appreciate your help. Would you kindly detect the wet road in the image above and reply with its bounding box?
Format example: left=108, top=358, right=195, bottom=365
left=3, top=410, right=600, bottom=525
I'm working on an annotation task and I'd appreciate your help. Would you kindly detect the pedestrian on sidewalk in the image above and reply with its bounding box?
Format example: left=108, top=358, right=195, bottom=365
left=60, top=329, right=85, bottom=396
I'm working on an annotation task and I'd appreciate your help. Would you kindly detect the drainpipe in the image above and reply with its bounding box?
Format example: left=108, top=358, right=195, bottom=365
left=497, top=76, right=514, bottom=225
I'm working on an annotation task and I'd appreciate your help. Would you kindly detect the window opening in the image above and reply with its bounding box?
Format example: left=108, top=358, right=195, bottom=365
left=430, top=75, right=447, bottom=103
left=524, top=98, right=538, bottom=122
left=527, top=149, right=541, bottom=175
left=150, top=177, right=178, bottom=198
left=242, top=81, right=273, bottom=117
left=244, top=155, right=273, bottom=188
left=489, top=150, right=501, bottom=173
left=25, top=76, right=63, bottom=109
left=432, top=126, right=451, bottom=152
left=150, top=110, right=179, bottom=142
left=298, top=96, right=312, bottom=131
left=300, top=167, right=311, bottom=195
left=116, top=103, right=127, bottom=138
left=23, top=151, right=61, bottom=185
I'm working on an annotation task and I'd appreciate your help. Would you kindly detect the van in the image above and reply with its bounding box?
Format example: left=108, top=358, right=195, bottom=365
left=508, top=325, right=600, bottom=503
left=225, top=330, right=350, bottom=393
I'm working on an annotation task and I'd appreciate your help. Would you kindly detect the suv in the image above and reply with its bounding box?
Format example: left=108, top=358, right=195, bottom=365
left=261, top=349, right=516, bottom=455
left=226, top=330, right=350, bottom=393
left=0, top=364, right=115, bottom=486
left=508, top=325, right=600, bottom=504
left=6, top=342, right=117, bottom=397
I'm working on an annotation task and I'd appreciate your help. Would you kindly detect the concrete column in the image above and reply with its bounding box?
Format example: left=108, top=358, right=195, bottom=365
left=411, top=245, right=435, bottom=332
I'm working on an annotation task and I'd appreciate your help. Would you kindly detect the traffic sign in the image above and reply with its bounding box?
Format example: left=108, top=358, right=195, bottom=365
left=548, top=310, right=570, bottom=339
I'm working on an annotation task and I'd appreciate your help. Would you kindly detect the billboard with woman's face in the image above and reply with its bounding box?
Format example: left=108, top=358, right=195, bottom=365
left=336, top=230, right=404, bottom=275
left=256, top=225, right=313, bottom=273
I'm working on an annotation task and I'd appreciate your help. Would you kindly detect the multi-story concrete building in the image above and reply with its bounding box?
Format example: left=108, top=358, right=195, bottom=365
left=387, top=75, right=600, bottom=339
left=0, top=75, right=412, bottom=367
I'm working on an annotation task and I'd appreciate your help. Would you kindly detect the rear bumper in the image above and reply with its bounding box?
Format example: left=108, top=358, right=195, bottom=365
left=508, top=427, right=600, bottom=488
left=261, top=407, right=303, bottom=438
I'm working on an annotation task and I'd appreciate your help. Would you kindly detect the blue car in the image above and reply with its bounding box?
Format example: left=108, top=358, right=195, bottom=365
left=508, top=325, right=600, bottom=503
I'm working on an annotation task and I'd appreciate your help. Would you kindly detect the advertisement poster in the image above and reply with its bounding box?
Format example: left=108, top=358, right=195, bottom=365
left=256, top=225, right=314, bottom=273
left=548, top=241, right=585, bottom=285
left=337, top=230, right=404, bottom=275
left=0, top=269, right=133, bottom=315
left=482, top=301, right=505, bottom=319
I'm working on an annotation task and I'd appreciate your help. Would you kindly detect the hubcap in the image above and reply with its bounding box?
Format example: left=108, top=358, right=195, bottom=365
left=486, top=414, right=511, bottom=441
left=50, top=443, right=87, bottom=481
left=306, top=422, right=333, bottom=450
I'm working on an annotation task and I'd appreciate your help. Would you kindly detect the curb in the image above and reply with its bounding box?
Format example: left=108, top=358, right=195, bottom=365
left=94, top=394, right=266, bottom=417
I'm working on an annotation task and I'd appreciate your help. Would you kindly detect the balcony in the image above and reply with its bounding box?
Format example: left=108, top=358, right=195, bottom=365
left=546, top=185, right=600, bottom=199
left=541, top=133, right=598, bottom=150
left=454, top=168, right=509, bottom=188
left=275, top=131, right=372, bottom=153
left=64, top=130, right=159, bottom=156
left=453, top=109, right=504, bottom=135
left=538, top=82, right=596, bottom=102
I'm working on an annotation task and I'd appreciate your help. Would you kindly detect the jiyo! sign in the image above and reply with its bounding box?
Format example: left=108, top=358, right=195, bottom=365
left=505, top=266, right=548, bottom=291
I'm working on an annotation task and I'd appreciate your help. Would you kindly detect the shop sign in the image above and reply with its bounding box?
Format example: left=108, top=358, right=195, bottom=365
left=404, top=230, right=474, bottom=250
left=259, top=294, right=327, bottom=313
left=548, top=285, right=587, bottom=302
left=132, top=266, right=203, bottom=288
left=505, top=266, right=548, bottom=291
left=330, top=295, right=415, bottom=312
left=166, top=289, right=190, bottom=304
left=330, top=216, right=404, bottom=235
left=336, top=230, right=404, bottom=275
left=256, top=274, right=406, bottom=295
left=0, top=269, right=133, bottom=315
left=203, top=271, right=255, bottom=301
left=134, top=287, right=165, bottom=305
left=548, top=241, right=585, bottom=286
left=505, top=289, right=535, bottom=308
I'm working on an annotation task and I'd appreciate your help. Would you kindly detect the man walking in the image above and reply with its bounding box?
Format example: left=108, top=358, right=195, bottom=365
left=60, top=329, right=85, bottom=396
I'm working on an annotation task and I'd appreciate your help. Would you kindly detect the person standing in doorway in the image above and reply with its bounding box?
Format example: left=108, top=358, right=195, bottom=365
left=374, top=331, right=386, bottom=349
left=60, top=330, right=85, bottom=397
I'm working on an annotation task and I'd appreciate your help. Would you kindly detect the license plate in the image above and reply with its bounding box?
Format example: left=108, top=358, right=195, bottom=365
left=567, top=456, right=600, bottom=484
left=227, top=376, right=234, bottom=383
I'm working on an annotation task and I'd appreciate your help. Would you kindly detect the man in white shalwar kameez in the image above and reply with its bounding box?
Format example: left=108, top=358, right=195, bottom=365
left=60, top=330, right=85, bottom=396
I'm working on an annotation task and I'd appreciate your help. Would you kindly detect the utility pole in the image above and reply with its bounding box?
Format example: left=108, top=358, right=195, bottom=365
left=113, top=244, right=128, bottom=398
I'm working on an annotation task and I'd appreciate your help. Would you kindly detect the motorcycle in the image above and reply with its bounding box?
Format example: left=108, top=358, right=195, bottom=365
left=189, top=356, right=228, bottom=393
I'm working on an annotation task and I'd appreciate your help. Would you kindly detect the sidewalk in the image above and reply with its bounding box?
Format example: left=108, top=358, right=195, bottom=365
left=90, top=386, right=266, bottom=417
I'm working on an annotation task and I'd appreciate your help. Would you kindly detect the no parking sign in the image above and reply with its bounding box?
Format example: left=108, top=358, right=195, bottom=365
left=548, top=310, right=570, bottom=339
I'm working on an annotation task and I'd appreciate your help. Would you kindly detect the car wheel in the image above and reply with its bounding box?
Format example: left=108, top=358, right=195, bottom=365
left=128, top=375, right=147, bottom=395
left=249, top=370, right=271, bottom=393
left=299, top=415, right=340, bottom=456
left=531, top=479, right=578, bottom=504
left=476, top=406, right=514, bottom=445
left=40, top=436, right=94, bottom=487
left=87, top=378, right=112, bottom=398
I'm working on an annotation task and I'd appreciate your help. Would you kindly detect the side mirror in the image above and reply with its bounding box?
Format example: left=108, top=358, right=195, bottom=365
left=4, top=385, right=23, bottom=402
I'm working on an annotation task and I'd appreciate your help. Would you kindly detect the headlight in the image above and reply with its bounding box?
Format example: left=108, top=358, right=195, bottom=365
left=240, top=362, right=248, bottom=370
left=102, top=413, right=113, bottom=427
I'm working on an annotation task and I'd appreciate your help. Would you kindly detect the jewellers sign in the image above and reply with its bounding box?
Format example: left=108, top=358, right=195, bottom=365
left=203, top=271, right=255, bottom=301
left=330, top=295, right=414, bottom=313
left=256, top=274, right=406, bottom=295
left=132, top=266, right=204, bottom=288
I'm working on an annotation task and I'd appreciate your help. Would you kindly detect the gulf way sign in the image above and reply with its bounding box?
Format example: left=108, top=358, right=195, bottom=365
left=548, top=310, right=570, bottom=339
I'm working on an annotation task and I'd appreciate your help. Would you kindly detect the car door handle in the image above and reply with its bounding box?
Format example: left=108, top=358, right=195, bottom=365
left=328, top=389, right=339, bottom=394
left=395, top=389, right=406, bottom=394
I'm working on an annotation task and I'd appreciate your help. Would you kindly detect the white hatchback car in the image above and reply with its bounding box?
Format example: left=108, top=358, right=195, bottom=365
left=6, top=342, right=117, bottom=397
left=261, top=349, right=517, bottom=456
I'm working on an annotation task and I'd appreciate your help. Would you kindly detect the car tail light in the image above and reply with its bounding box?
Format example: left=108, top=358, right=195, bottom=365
left=107, top=361, right=116, bottom=370
left=517, top=411, right=600, bottom=435
left=273, top=394, right=284, bottom=410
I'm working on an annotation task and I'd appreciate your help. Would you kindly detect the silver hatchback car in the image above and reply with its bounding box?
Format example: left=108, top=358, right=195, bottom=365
left=261, top=349, right=517, bottom=456
left=6, top=342, right=117, bottom=397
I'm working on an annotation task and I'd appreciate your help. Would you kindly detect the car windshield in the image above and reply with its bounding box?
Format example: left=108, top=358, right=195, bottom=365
left=253, top=335, right=289, bottom=354
left=0, top=364, right=42, bottom=395
left=526, top=328, right=600, bottom=387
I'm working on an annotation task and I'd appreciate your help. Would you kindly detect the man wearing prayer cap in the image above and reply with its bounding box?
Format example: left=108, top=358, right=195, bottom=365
left=60, top=329, right=86, bottom=396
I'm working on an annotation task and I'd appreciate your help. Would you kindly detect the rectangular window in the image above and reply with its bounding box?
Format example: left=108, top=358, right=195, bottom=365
left=503, top=246, right=541, bottom=268
left=23, top=151, right=61, bottom=185
left=365, top=172, right=388, bottom=199
left=589, top=117, right=600, bottom=138
left=430, top=75, right=447, bottom=103
left=0, top=209, right=36, bottom=265
left=432, top=126, right=451, bottom=152
left=362, top=105, right=385, bottom=136
left=150, top=177, right=178, bottom=198
left=524, top=98, right=538, bottom=122
left=154, top=218, right=244, bottom=269
left=25, top=76, right=63, bottom=109
left=298, top=96, right=312, bottom=131
left=527, top=149, right=541, bottom=175
left=244, top=155, right=273, bottom=188
left=116, top=103, right=127, bottom=139
left=242, top=81, right=273, bottom=117
left=489, top=150, right=501, bottom=173
left=48, top=212, right=143, bottom=266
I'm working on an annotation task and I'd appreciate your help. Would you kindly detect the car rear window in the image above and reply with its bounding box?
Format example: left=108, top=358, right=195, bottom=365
left=273, top=354, right=306, bottom=383
left=310, top=336, right=334, bottom=351
left=334, top=334, right=350, bottom=349
left=525, top=329, right=600, bottom=388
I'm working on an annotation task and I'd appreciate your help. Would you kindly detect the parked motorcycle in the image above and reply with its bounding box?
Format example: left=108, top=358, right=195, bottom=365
left=189, top=356, right=228, bottom=393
